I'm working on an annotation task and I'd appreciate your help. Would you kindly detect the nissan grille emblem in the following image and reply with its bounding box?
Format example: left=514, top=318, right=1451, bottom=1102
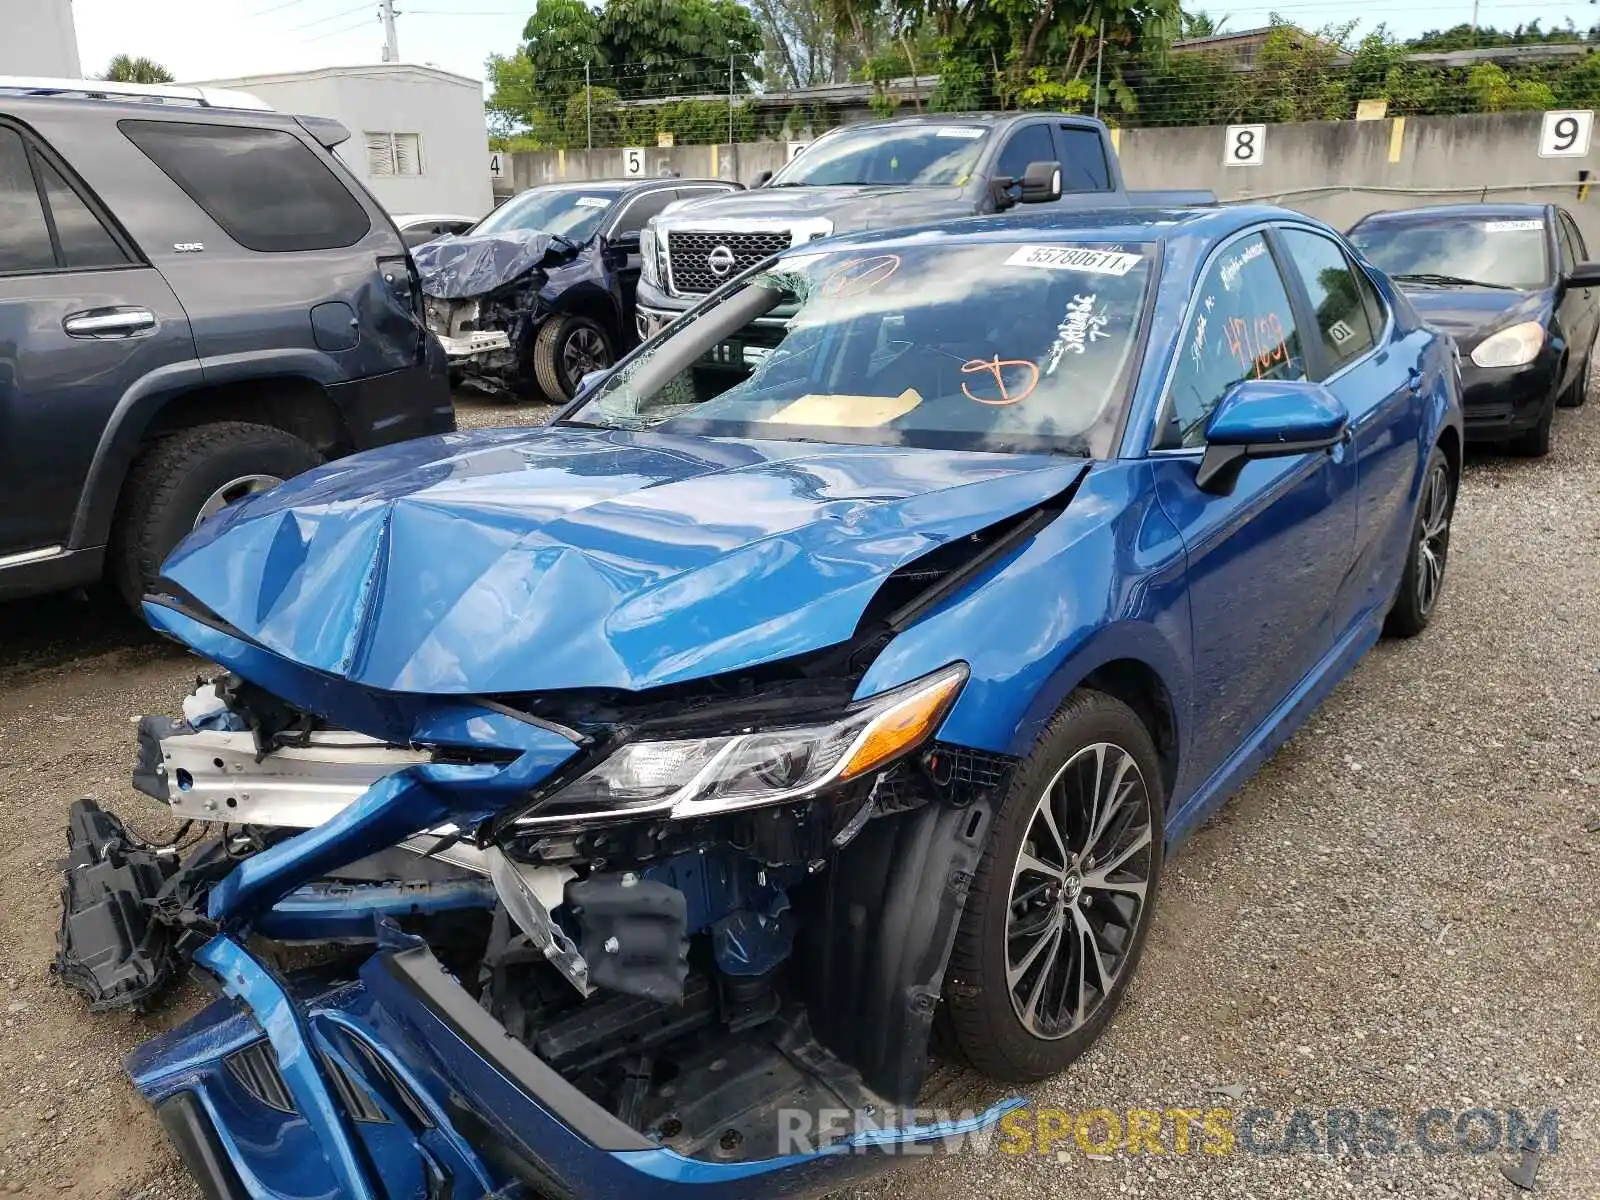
left=706, top=244, right=737, bottom=277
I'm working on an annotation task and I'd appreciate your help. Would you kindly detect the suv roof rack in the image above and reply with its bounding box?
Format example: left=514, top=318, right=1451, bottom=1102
left=0, top=76, right=272, bottom=111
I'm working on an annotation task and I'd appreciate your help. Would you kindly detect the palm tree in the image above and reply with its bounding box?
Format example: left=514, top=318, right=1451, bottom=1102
left=102, top=55, right=175, bottom=84
left=1180, top=11, right=1231, bottom=40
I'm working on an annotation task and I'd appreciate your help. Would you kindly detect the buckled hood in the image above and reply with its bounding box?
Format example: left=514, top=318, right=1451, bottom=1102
left=412, top=228, right=558, bottom=299
left=159, top=427, right=1085, bottom=695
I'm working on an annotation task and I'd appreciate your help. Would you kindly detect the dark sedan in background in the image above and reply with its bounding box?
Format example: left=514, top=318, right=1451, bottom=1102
left=1348, top=203, right=1600, bottom=456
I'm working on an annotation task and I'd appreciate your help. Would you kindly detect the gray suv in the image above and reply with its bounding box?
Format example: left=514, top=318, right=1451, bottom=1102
left=0, top=79, right=454, bottom=607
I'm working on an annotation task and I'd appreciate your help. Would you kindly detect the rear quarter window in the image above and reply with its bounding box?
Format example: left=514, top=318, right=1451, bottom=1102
left=120, top=120, right=371, bottom=253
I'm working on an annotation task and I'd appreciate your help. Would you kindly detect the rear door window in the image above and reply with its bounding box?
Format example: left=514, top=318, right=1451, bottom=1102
left=0, top=127, right=56, bottom=273
left=37, top=157, right=131, bottom=269
left=121, top=120, right=371, bottom=252
left=609, top=189, right=678, bottom=238
left=1055, top=126, right=1112, bottom=192
left=1278, top=228, right=1377, bottom=374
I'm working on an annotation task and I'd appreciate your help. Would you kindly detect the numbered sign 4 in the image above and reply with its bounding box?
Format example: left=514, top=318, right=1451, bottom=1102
left=488, top=152, right=504, bottom=179
left=1540, top=110, right=1593, bottom=159
left=1224, top=124, right=1266, bottom=167
left=622, top=146, right=645, bottom=177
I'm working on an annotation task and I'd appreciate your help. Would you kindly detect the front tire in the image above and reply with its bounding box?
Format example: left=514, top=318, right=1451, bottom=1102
left=942, top=690, right=1164, bottom=1083
left=1509, top=398, right=1554, bottom=457
left=110, top=422, right=322, bottom=610
left=533, top=314, right=614, bottom=403
left=1383, top=445, right=1456, bottom=638
left=1558, top=359, right=1589, bottom=408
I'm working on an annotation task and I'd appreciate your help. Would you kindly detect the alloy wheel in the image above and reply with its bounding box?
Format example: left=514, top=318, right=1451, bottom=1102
left=1415, top=461, right=1452, bottom=616
left=193, top=474, right=282, bottom=529
left=561, top=325, right=611, bottom=392
left=1005, top=742, right=1154, bottom=1040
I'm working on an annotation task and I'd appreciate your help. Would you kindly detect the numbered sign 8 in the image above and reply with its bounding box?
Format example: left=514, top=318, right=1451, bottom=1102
left=1539, top=110, right=1593, bottom=158
left=622, top=146, right=645, bottom=177
left=1224, top=124, right=1266, bottom=167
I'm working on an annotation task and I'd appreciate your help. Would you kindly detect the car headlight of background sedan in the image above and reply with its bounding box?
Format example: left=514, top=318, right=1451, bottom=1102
left=1470, top=321, right=1545, bottom=368
left=539, top=663, right=968, bottom=821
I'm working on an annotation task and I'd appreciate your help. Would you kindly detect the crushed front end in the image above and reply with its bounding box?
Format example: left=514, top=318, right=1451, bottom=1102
left=60, top=598, right=1021, bottom=1199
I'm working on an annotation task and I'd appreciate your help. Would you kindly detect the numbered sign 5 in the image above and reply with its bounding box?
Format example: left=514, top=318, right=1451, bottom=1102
left=786, top=140, right=810, bottom=163
left=1540, top=110, right=1593, bottom=159
left=622, top=146, right=645, bottom=177
left=1224, top=124, right=1266, bottom=167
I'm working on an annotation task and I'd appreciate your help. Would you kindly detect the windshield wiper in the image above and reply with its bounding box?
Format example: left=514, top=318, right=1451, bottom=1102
left=1391, top=272, right=1516, bottom=290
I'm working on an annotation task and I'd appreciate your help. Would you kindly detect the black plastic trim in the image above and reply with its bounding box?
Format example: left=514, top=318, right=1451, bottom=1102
left=156, top=1092, right=251, bottom=1200
left=377, top=944, right=656, bottom=1152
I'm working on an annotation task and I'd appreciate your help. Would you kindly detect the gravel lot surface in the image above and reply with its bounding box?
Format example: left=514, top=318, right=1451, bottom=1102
left=0, top=390, right=1594, bottom=1198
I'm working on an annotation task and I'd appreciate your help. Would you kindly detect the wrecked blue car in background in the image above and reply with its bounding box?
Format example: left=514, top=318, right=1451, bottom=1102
left=413, top=177, right=736, bottom=402
left=58, top=206, right=1461, bottom=1199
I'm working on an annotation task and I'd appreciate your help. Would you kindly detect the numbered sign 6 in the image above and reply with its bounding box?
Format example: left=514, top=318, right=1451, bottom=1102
left=1224, top=124, right=1266, bottom=168
left=622, top=146, right=645, bottom=177
left=1539, top=110, right=1593, bottom=159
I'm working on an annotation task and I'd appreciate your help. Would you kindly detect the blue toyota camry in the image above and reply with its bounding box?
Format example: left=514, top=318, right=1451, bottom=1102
left=59, top=205, right=1462, bottom=1200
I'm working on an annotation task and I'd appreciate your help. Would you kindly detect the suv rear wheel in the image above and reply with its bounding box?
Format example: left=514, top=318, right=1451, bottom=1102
left=110, top=422, right=322, bottom=609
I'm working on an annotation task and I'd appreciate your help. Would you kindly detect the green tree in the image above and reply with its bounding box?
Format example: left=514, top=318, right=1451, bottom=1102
left=102, top=55, right=174, bottom=84
left=598, top=0, right=764, bottom=99
left=1466, top=62, right=1556, bottom=112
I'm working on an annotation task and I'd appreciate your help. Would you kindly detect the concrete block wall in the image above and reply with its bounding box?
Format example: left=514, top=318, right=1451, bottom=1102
left=502, top=111, right=1600, bottom=244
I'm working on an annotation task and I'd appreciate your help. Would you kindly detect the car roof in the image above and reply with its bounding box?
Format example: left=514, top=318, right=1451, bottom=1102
left=393, top=213, right=474, bottom=224
left=516, top=178, right=729, bottom=195
left=1353, top=202, right=1550, bottom=227
left=818, top=111, right=1096, bottom=134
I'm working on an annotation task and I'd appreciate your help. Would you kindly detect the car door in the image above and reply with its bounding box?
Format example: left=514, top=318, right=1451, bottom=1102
left=1556, top=209, right=1599, bottom=381
left=1051, top=124, right=1116, bottom=196
left=1275, top=225, right=1425, bottom=631
left=989, top=121, right=1059, bottom=205
left=0, top=120, right=197, bottom=560
left=1147, top=228, right=1358, bottom=795
left=603, top=186, right=682, bottom=329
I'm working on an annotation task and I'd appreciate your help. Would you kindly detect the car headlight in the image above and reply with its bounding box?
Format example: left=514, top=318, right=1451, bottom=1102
left=535, top=663, right=968, bottom=822
left=1470, top=321, right=1545, bottom=368
left=640, top=224, right=660, bottom=289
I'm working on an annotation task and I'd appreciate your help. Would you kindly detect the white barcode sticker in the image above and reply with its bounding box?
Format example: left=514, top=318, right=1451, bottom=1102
left=935, top=126, right=986, bottom=138
left=1484, top=219, right=1542, bottom=232
left=1004, top=245, right=1143, bottom=275
left=575, top=196, right=613, bottom=208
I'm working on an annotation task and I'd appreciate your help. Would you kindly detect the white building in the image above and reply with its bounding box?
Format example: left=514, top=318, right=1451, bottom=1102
left=186, top=64, right=493, bottom=219
left=0, top=0, right=81, bottom=77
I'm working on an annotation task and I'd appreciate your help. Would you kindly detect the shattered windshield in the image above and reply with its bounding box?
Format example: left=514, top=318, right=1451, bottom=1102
left=1349, top=216, right=1550, bottom=290
left=768, top=124, right=990, bottom=187
left=566, top=240, right=1153, bottom=457
left=471, top=186, right=621, bottom=242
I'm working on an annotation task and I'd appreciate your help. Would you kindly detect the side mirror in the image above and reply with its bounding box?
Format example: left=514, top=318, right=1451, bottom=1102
left=1566, top=260, right=1600, bottom=287
left=609, top=229, right=642, bottom=254
left=1195, top=380, right=1350, bottom=495
left=752, top=169, right=774, bottom=188
left=1018, top=160, right=1063, bottom=204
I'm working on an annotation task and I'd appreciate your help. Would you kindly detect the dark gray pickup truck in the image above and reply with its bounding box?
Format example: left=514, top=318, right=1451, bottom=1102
left=633, top=112, right=1213, bottom=335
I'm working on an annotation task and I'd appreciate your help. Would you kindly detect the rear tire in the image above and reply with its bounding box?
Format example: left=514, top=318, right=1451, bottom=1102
left=1558, top=360, right=1589, bottom=408
left=533, top=314, right=613, bottom=403
left=109, top=422, right=322, bottom=610
left=1383, top=445, right=1456, bottom=638
left=1508, top=401, right=1553, bottom=457
left=942, top=690, right=1164, bottom=1084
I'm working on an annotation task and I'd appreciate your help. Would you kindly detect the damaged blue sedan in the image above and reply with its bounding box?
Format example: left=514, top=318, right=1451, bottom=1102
left=58, top=206, right=1462, bottom=1200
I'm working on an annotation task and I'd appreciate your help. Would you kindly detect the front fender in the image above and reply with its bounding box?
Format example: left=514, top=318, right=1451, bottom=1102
left=858, top=460, right=1193, bottom=764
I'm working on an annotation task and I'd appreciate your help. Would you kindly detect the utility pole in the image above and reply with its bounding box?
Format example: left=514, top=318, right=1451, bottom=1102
left=1470, top=0, right=1479, bottom=35
left=380, top=0, right=399, bottom=63
left=1092, top=16, right=1105, bottom=119
left=728, top=49, right=735, bottom=145
left=585, top=60, right=592, bottom=150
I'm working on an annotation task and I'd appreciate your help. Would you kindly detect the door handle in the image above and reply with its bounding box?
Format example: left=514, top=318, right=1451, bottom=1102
left=64, top=307, right=157, bottom=338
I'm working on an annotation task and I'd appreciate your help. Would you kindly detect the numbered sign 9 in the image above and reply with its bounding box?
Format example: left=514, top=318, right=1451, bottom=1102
left=1224, top=124, right=1265, bottom=167
left=1539, top=110, right=1593, bottom=159
left=622, top=146, right=645, bottom=177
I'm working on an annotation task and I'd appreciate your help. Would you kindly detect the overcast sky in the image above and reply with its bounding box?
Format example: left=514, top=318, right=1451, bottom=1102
left=71, top=0, right=1600, bottom=88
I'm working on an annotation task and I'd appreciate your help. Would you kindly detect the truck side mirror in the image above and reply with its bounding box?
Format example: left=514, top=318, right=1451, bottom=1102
left=1018, top=161, right=1063, bottom=204
left=753, top=169, right=773, bottom=188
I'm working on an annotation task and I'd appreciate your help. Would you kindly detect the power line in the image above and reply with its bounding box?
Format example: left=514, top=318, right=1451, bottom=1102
left=247, top=0, right=315, bottom=15
left=303, top=12, right=380, bottom=42
left=287, top=2, right=374, bottom=33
